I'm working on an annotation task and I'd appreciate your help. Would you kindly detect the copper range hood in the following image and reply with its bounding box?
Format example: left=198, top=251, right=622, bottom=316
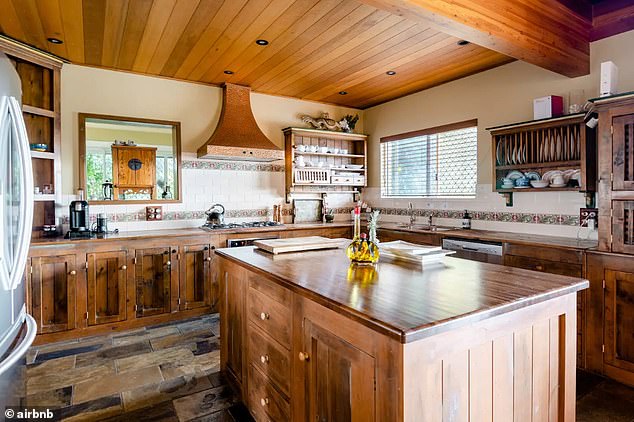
left=197, top=83, right=283, bottom=162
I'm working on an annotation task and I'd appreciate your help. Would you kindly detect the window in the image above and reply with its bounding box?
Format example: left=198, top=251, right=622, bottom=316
left=380, top=119, right=477, bottom=198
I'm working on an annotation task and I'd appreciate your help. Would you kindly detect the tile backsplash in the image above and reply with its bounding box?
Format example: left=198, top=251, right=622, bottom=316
left=58, top=153, right=355, bottom=232
left=57, top=153, right=596, bottom=240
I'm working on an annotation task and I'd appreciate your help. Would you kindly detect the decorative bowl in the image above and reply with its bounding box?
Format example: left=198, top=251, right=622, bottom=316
left=30, top=143, right=48, bottom=152
left=530, top=180, right=549, bottom=188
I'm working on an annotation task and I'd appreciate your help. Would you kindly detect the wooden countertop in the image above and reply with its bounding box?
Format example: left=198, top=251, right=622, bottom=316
left=30, top=222, right=352, bottom=247
left=216, top=246, right=588, bottom=343
left=378, top=223, right=598, bottom=250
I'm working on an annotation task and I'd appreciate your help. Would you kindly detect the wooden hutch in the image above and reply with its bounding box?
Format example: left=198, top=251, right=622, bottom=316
left=283, top=127, right=367, bottom=202
left=488, top=114, right=596, bottom=206
left=0, top=37, right=63, bottom=238
left=585, top=93, right=634, bottom=387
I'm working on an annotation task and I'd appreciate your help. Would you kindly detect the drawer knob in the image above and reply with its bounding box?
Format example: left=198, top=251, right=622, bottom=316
left=260, top=355, right=269, bottom=364
left=535, top=265, right=543, bottom=271
left=69, top=270, right=76, bottom=275
left=259, top=312, right=270, bottom=321
left=298, top=352, right=310, bottom=362
left=260, top=397, right=269, bottom=407
left=121, top=265, right=127, bottom=270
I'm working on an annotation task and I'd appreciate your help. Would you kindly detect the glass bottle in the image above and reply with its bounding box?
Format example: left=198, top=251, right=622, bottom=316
left=346, top=207, right=379, bottom=264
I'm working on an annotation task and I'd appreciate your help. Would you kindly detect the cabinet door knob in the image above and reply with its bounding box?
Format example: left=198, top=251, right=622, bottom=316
left=260, top=355, right=269, bottom=364
left=69, top=270, right=76, bottom=275
left=121, top=265, right=127, bottom=270
left=260, top=397, right=269, bottom=407
left=166, top=261, right=171, bottom=266
left=205, top=257, right=212, bottom=262
left=298, top=352, right=309, bottom=362
left=259, top=312, right=270, bottom=320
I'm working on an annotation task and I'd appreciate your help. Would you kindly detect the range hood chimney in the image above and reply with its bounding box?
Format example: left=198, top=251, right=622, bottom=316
left=197, top=83, right=283, bottom=162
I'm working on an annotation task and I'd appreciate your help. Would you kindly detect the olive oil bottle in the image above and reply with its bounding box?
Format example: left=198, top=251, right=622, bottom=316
left=346, top=206, right=379, bottom=264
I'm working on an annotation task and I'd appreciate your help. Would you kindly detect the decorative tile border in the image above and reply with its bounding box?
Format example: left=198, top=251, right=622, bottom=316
left=374, top=207, right=579, bottom=226
left=181, top=160, right=285, bottom=172
left=62, top=206, right=577, bottom=226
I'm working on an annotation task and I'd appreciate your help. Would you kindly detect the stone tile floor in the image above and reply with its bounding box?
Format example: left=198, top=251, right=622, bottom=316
left=24, top=315, right=253, bottom=421
left=24, top=314, right=634, bottom=421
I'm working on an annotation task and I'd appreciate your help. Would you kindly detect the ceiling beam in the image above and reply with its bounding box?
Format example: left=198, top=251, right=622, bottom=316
left=358, top=0, right=591, bottom=77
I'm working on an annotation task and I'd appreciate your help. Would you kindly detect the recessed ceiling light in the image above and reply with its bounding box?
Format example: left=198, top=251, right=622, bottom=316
left=224, top=70, right=234, bottom=75
left=255, top=39, right=269, bottom=46
left=457, top=40, right=470, bottom=46
left=386, top=70, right=396, bottom=75
left=47, top=37, right=63, bottom=44
left=339, top=91, right=348, bottom=95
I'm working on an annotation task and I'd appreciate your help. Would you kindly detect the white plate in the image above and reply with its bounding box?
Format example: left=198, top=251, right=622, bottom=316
left=345, top=164, right=364, bottom=169
left=549, top=183, right=568, bottom=188
left=506, top=170, right=525, bottom=180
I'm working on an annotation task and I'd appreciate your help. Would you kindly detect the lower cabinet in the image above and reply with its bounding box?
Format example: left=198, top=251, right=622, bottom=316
left=86, top=251, right=128, bottom=325
left=587, top=251, right=634, bottom=387
left=219, top=256, right=395, bottom=422
left=179, top=244, right=213, bottom=311
left=301, top=318, right=376, bottom=422
left=29, top=255, right=77, bottom=334
left=134, top=247, right=176, bottom=317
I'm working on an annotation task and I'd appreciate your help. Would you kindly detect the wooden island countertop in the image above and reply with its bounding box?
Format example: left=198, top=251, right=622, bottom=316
left=216, top=246, right=588, bottom=343
left=217, top=245, right=587, bottom=420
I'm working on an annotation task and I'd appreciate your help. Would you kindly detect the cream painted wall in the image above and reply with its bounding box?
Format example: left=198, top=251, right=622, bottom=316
left=364, top=30, right=634, bottom=187
left=60, top=64, right=363, bottom=195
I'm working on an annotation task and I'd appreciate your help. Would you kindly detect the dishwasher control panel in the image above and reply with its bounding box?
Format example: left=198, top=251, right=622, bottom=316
left=442, top=238, right=503, bottom=256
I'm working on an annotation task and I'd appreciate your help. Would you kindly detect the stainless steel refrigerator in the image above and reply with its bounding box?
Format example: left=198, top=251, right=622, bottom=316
left=0, top=52, right=37, bottom=410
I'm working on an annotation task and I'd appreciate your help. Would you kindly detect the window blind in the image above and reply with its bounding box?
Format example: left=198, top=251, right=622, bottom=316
left=380, top=123, right=477, bottom=198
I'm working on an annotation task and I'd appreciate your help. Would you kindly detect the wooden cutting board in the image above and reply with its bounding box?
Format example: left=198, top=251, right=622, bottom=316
left=254, top=236, right=344, bottom=254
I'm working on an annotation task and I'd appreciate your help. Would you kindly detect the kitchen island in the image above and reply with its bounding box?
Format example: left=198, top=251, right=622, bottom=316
left=216, top=246, right=588, bottom=421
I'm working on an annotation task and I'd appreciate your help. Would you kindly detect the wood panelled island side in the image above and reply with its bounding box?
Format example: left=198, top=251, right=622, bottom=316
left=216, top=246, right=588, bottom=421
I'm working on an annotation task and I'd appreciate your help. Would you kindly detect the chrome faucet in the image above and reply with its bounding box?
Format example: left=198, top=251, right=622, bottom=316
left=408, top=202, right=416, bottom=226
left=428, top=214, right=434, bottom=229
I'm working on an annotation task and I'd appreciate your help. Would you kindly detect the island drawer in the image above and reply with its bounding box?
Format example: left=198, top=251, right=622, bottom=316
left=503, top=243, right=583, bottom=264
left=248, top=275, right=292, bottom=307
left=247, top=323, right=291, bottom=397
left=504, top=254, right=582, bottom=277
left=247, top=285, right=292, bottom=348
left=247, top=364, right=290, bottom=422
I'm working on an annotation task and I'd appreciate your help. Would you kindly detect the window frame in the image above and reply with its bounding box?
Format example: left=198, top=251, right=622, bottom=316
left=380, top=119, right=478, bottom=199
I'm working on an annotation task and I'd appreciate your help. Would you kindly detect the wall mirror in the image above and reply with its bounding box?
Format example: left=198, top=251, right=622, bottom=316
left=79, top=113, right=182, bottom=203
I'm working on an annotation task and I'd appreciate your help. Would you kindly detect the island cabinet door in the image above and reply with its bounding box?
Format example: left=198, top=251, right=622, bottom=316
left=300, top=318, right=376, bottom=422
left=219, top=260, right=246, bottom=386
left=86, top=251, right=127, bottom=326
left=604, top=269, right=634, bottom=383
left=178, top=244, right=212, bottom=311
left=134, top=247, right=175, bottom=318
left=29, top=255, right=77, bottom=334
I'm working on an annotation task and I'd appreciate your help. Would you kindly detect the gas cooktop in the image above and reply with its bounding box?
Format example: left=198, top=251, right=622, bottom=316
left=201, top=221, right=284, bottom=231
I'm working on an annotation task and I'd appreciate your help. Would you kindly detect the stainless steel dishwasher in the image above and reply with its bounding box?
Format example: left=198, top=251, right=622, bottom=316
left=442, top=238, right=504, bottom=264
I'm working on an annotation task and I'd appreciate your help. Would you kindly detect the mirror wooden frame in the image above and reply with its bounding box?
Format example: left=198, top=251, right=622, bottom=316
left=78, top=112, right=183, bottom=204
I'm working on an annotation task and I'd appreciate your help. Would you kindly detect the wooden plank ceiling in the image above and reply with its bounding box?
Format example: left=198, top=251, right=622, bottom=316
left=0, top=0, right=517, bottom=108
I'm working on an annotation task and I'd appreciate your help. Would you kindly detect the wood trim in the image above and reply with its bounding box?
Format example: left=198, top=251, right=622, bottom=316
left=0, top=35, right=65, bottom=69
left=380, top=118, right=478, bottom=143
left=78, top=112, right=182, bottom=204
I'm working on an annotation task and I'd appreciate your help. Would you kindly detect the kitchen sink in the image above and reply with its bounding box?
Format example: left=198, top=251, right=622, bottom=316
left=395, top=224, right=453, bottom=232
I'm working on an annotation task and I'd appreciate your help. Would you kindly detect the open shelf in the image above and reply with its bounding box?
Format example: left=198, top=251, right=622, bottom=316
left=284, top=127, right=368, bottom=199
left=488, top=113, right=596, bottom=206
left=294, top=151, right=365, bottom=158
left=23, top=104, right=55, bottom=118
left=30, top=150, right=55, bottom=160
left=33, top=194, right=56, bottom=201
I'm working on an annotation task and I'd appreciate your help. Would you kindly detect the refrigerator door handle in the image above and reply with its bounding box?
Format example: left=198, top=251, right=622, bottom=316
left=6, top=97, right=34, bottom=291
left=0, top=313, right=36, bottom=377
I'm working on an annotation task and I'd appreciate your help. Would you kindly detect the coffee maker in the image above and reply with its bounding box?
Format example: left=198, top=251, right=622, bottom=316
left=65, top=189, right=91, bottom=239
